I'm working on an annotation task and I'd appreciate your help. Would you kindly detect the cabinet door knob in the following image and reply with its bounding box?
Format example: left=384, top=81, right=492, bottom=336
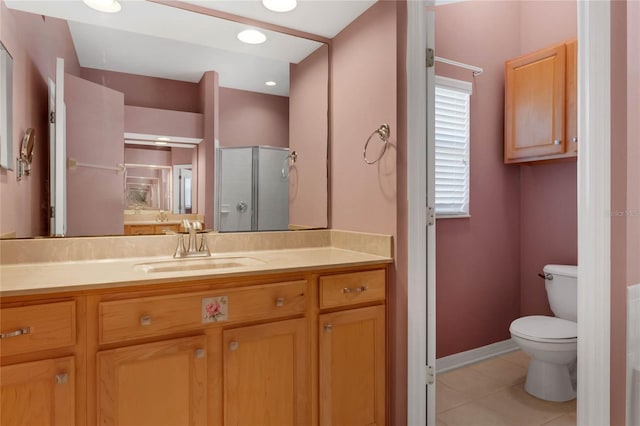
left=275, top=297, right=285, bottom=307
left=229, top=341, right=239, bottom=351
left=195, top=348, right=205, bottom=359
left=139, top=315, right=152, bottom=326
left=55, top=373, right=69, bottom=385
left=572, top=137, right=578, bottom=143
left=553, top=139, right=562, bottom=145
left=324, top=324, right=333, bottom=332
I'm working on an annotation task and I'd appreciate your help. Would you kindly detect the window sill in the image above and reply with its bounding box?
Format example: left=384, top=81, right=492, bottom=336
left=436, top=214, right=471, bottom=220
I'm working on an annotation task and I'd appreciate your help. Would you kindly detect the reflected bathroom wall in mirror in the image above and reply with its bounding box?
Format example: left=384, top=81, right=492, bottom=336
left=0, top=41, right=13, bottom=171
left=0, top=0, right=333, bottom=238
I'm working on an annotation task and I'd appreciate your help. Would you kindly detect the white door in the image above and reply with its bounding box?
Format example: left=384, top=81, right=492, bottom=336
left=407, top=1, right=436, bottom=425
left=217, top=148, right=253, bottom=232
left=256, top=147, right=289, bottom=231
left=48, top=57, right=66, bottom=236
left=173, top=165, right=192, bottom=214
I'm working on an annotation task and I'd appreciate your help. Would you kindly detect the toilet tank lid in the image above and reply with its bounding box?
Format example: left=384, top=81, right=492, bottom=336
left=543, top=264, right=577, bottom=278
left=510, top=316, right=577, bottom=339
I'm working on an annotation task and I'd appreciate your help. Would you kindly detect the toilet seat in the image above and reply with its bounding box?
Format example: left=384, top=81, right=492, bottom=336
left=510, top=315, right=577, bottom=344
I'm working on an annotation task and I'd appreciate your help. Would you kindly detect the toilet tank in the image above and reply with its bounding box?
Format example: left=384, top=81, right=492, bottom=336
left=544, top=264, right=578, bottom=322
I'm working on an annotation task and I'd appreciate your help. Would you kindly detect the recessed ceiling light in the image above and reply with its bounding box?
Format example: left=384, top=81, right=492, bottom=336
left=82, top=0, right=122, bottom=13
left=237, top=29, right=267, bottom=45
left=262, top=0, right=297, bottom=12
left=265, top=81, right=277, bottom=87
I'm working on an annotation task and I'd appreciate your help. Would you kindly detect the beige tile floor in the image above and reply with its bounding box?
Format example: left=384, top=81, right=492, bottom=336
left=436, top=351, right=577, bottom=426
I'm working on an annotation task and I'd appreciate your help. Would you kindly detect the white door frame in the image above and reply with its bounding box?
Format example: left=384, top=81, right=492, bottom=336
left=406, top=1, right=434, bottom=425
left=576, top=1, right=611, bottom=424
left=406, top=1, right=613, bottom=424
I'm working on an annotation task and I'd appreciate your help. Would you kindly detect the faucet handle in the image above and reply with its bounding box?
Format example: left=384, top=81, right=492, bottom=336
left=173, top=234, right=187, bottom=258
left=199, top=233, right=211, bottom=255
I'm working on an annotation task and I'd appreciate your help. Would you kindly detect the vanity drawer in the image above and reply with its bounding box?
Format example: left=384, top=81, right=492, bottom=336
left=319, top=269, right=386, bottom=309
left=0, top=301, right=76, bottom=357
left=99, top=280, right=307, bottom=344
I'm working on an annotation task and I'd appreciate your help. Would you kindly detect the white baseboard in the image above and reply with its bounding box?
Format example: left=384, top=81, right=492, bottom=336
left=436, top=339, right=519, bottom=374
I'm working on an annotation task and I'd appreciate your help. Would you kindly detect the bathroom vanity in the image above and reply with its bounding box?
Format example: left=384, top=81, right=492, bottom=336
left=0, top=231, right=391, bottom=426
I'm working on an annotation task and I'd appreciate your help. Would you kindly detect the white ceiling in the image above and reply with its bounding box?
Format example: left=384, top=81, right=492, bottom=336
left=5, top=0, right=376, bottom=96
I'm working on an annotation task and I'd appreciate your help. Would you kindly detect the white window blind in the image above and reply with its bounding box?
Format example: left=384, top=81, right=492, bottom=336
left=435, top=76, right=471, bottom=217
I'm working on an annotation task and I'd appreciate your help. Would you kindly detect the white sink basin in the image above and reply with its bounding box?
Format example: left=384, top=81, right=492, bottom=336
left=134, top=256, right=264, bottom=273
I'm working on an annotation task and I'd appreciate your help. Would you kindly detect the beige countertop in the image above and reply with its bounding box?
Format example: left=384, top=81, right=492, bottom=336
left=0, top=247, right=392, bottom=297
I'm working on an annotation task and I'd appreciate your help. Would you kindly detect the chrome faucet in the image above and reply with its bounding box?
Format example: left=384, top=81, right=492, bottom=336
left=174, top=220, right=210, bottom=258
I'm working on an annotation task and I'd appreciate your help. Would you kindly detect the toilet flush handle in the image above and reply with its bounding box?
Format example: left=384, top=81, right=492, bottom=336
left=537, top=272, right=553, bottom=280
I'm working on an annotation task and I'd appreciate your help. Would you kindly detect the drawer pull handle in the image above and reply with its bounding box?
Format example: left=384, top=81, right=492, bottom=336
left=324, top=324, right=333, bottom=332
left=229, top=341, right=239, bottom=351
left=342, top=286, right=368, bottom=294
left=553, top=139, right=562, bottom=145
left=0, top=327, right=31, bottom=339
left=195, top=348, right=206, bottom=359
left=55, top=373, right=69, bottom=385
left=139, top=315, right=152, bottom=326
left=275, top=297, right=285, bottom=307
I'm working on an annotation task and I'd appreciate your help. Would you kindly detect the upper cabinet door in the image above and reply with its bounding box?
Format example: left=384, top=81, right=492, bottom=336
left=565, top=39, right=578, bottom=155
left=505, top=43, right=567, bottom=163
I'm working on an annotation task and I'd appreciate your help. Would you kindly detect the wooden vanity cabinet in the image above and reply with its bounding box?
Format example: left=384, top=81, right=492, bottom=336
left=0, top=300, right=80, bottom=426
left=1, top=263, right=388, bottom=426
left=504, top=39, right=577, bottom=164
left=124, top=223, right=181, bottom=235
left=318, top=269, right=387, bottom=426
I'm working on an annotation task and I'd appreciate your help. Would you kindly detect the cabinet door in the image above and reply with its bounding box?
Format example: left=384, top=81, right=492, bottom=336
left=223, top=318, right=308, bottom=426
left=97, top=335, right=207, bottom=426
left=565, top=39, right=578, bottom=155
left=1, top=356, right=75, bottom=426
left=505, top=43, right=566, bottom=162
left=319, top=305, right=385, bottom=426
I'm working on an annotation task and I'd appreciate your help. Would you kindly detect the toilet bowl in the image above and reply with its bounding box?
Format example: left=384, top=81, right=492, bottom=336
left=510, top=264, right=578, bottom=402
left=510, top=315, right=577, bottom=402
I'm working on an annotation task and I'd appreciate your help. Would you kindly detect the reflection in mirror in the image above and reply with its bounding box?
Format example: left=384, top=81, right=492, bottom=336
left=0, top=0, right=329, bottom=238
left=0, top=41, right=12, bottom=171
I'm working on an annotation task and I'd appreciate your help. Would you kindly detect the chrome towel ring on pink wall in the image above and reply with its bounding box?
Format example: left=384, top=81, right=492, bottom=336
left=363, top=123, right=391, bottom=165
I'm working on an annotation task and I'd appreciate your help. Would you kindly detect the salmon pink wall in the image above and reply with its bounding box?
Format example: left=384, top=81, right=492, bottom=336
left=434, top=0, right=522, bottom=357
left=331, top=2, right=402, bottom=422
left=517, top=1, right=577, bottom=318
left=434, top=1, right=577, bottom=358
left=125, top=147, right=171, bottom=166
left=80, top=68, right=200, bottom=113
left=331, top=1, right=397, bottom=236
left=124, top=105, right=203, bottom=140
left=0, top=4, right=80, bottom=238
left=65, top=74, right=124, bottom=237
left=197, top=71, right=218, bottom=229
left=218, top=87, right=288, bottom=148
left=627, top=0, right=640, bottom=288
left=289, top=44, right=328, bottom=229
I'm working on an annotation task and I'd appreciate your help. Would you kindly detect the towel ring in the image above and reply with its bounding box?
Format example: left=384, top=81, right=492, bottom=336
left=363, top=124, right=391, bottom=165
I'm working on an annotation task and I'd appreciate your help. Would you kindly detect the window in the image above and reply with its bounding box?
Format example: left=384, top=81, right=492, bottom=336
left=435, top=76, right=472, bottom=217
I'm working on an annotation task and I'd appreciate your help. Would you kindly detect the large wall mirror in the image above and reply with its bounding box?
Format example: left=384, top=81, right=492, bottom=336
left=1, top=0, right=331, bottom=238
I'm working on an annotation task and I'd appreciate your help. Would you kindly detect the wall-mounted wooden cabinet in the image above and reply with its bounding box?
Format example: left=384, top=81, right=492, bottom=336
left=504, top=39, right=577, bottom=164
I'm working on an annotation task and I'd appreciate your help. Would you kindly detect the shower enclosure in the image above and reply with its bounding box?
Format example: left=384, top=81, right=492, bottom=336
left=216, top=146, right=289, bottom=232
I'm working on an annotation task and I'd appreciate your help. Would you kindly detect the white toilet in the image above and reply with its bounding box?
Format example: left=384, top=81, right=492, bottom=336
left=510, top=264, right=578, bottom=402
